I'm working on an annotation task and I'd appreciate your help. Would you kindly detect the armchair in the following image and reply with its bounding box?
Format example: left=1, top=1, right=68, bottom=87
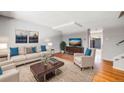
left=0, top=60, right=19, bottom=82
left=74, top=48, right=96, bottom=70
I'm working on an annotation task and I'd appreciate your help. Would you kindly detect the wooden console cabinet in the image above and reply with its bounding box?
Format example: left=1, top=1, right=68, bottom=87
left=65, top=46, right=84, bottom=55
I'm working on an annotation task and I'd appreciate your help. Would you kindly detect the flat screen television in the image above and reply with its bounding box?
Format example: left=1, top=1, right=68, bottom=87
left=69, top=38, right=82, bottom=46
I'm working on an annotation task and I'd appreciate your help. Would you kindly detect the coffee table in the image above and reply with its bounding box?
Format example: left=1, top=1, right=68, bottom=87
left=30, top=60, right=64, bottom=82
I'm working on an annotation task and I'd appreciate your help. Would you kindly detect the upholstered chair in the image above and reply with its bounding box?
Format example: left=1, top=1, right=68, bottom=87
left=74, top=48, right=96, bottom=70
left=0, top=60, right=19, bottom=82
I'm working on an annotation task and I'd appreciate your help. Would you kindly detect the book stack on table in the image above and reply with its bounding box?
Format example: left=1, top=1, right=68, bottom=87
left=49, top=58, right=58, bottom=65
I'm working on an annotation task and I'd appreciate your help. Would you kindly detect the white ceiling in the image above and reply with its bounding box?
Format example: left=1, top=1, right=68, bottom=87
left=0, top=11, right=124, bottom=34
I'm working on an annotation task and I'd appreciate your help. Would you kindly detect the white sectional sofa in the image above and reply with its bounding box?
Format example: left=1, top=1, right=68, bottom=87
left=10, top=52, right=42, bottom=66
left=8, top=46, right=51, bottom=66
left=0, top=46, right=57, bottom=82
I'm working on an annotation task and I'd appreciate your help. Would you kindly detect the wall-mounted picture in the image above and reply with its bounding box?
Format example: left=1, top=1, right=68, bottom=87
left=29, top=32, right=39, bottom=43
left=16, top=30, right=28, bottom=43
left=69, top=38, right=82, bottom=46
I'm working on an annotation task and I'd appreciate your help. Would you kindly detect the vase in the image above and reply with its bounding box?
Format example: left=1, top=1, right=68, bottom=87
left=61, top=50, right=64, bottom=54
left=44, top=63, right=48, bottom=68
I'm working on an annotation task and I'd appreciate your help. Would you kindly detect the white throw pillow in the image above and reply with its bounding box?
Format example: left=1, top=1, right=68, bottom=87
left=19, top=47, right=26, bottom=55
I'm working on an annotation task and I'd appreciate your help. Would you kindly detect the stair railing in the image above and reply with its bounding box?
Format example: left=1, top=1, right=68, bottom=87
left=116, top=40, right=124, bottom=46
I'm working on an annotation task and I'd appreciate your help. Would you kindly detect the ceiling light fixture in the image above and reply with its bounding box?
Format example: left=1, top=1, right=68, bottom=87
left=52, top=21, right=83, bottom=29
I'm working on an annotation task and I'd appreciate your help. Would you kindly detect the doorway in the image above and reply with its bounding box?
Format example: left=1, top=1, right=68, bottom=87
left=89, top=29, right=103, bottom=63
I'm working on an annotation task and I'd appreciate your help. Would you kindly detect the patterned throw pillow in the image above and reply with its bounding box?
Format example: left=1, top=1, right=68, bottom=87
left=19, top=47, right=26, bottom=55
left=26, top=47, right=32, bottom=54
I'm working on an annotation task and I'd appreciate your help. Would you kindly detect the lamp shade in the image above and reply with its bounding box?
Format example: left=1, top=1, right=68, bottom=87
left=0, top=43, right=7, bottom=49
left=48, top=42, right=53, bottom=46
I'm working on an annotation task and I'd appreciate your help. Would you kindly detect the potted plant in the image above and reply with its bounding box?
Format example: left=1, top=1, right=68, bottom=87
left=60, top=41, right=66, bottom=53
left=42, top=54, right=50, bottom=68
left=44, top=56, right=48, bottom=66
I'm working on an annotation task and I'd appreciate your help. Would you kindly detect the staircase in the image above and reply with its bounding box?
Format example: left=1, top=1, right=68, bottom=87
left=113, top=53, right=124, bottom=71
left=113, top=40, right=124, bottom=71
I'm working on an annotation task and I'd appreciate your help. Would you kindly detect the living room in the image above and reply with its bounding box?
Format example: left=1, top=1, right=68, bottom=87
left=0, top=11, right=124, bottom=82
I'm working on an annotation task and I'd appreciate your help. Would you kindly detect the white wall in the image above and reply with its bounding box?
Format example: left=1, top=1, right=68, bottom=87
left=102, top=25, right=124, bottom=61
left=62, top=31, right=89, bottom=48
left=0, top=16, right=62, bottom=51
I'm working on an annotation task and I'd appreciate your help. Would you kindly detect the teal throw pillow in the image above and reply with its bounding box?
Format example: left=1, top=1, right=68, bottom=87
left=0, top=67, right=3, bottom=75
left=85, top=48, right=92, bottom=56
left=32, top=47, right=36, bottom=53
left=10, top=47, right=19, bottom=57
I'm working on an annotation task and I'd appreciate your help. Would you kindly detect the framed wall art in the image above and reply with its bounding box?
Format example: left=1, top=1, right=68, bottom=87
left=29, top=31, right=39, bottom=43
left=15, top=30, right=28, bottom=43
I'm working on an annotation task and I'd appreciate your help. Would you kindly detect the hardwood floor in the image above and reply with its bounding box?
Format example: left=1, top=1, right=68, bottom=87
left=54, top=53, right=74, bottom=62
left=54, top=53, right=124, bottom=82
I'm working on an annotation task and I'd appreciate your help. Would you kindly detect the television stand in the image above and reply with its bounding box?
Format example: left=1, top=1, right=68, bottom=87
left=65, top=46, right=84, bottom=55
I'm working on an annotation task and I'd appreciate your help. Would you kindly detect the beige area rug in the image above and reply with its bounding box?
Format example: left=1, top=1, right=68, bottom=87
left=17, top=57, right=97, bottom=82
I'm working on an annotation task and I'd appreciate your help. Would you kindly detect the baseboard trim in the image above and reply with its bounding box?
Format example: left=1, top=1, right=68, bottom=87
left=113, top=66, right=124, bottom=71
left=102, top=59, right=113, bottom=63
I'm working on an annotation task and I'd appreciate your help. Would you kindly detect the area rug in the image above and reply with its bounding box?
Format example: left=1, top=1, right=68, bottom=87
left=17, top=57, right=97, bottom=82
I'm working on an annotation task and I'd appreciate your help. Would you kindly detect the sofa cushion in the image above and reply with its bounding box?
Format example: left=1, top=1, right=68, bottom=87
left=1, top=64, right=15, bottom=71
left=11, top=55, right=26, bottom=62
left=85, top=48, right=91, bottom=56
left=10, top=47, right=19, bottom=57
left=40, top=51, right=48, bottom=56
left=26, top=53, right=41, bottom=60
left=74, top=56, right=82, bottom=63
left=0, top=67, right=3, bottom=75
left=0, top=49, right=8, bottom=57
left=0, top=60, right=13, bottom=67
left=41, top=45, right=46, bottom=51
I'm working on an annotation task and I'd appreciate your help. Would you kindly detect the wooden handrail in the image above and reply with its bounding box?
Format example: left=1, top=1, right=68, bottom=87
left=116, top=40, right=124, bottom=46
